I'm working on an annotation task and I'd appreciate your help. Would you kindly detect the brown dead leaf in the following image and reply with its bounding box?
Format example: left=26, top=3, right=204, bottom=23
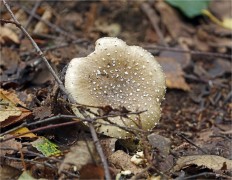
left=0, top=165, right=21, bottom=180
left=193, top=62, right=209, bottom=78
left=108, top=150, right=144, bottom=175
left=33, top=6, right=52, bottom=34
left=174, top=155, right=232, bottom=172
left=156, top=57, right=190, bottom=91
left=59, top=141, right=101, bottom=173
left=1, top=107, right=32, bottom=128
left=0, top=89, right=32, bottom=128
left=0, top=26, right=19, bottom=44
left=195, top=27, right=231, bottom=52
left=33, top=105, right=53, bottom=120
left=0, top=47, right=20, bottom=75
left=5, top=9, right=27, bottom=35
left=0, top=135, right=22, bottom=156
left=79, top=164, right=104, bottom=180
left=147, top=133, right=171, bottom=157
left=209, top=0, right=231, bottom=20
left=0, top=89, right=25, bottom=106
left=197, top=129, right=214, bottom=142
left=0, top=89, right=22, bottom=122
left=155, top=1, right=182, bottom=39
left=155, top=1, right=193, bottom=39
left=30, top=61, right=56, bottom=85
left=145, top=27, right=159, bottom=43
left=62, top=12, right=84, bottom=30
left=159, top=45, right=191, bottom=69
left=208, top=59, right=231, bottom=78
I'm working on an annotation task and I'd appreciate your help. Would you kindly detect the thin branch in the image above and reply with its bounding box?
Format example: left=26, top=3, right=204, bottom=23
left=1, top=154, right=79, bottom=178
left=181, top=172, right=231, bottom=179
left=20, top=38, right=89, bottom=57
left=0, top=19, right=19, bottom=26
left=177, top=132, right=208, bottom=154
left=144, top=44, right=232, bottom=59
left=14, top=2, right=76, bottom=41
left=1, top=120, right=81, bottom=142
left=0, top=115, right=144, bottom=143
left=19, top=0, right=42, bottom=40
left=0, top=109, right=146, bottom=137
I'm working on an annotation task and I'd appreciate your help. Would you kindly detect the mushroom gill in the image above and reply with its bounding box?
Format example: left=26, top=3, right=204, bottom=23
left=65, top=37, right=166, bottom=138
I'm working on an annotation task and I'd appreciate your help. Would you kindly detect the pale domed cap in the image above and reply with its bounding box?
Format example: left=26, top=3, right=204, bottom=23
left=65, top=37, right=166, bottom=138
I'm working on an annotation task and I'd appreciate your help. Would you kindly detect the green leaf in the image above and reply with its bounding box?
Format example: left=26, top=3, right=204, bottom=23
left=31, top=137, right=61, bottom=157
left=165, top=0, right=211, bottom=18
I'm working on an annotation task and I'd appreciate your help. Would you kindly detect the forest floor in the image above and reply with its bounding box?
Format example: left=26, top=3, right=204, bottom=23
left=0, top=1, right=231, bottom=179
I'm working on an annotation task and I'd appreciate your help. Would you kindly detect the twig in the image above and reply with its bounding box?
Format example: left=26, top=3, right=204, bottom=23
left=144, top=44, right=232, bottom=59
left=0, top=116, right=144, bottom=143
left=141, top=2, right=167, bottom=46
left=19, top=0, right=42, bottom=40
left=1, top=120, right=81, bottom=142
left=13, top=2, right=76, bottom=41
left=0, top=19, right=19, bottom=25
left=0, top=109, right=146, bottom=137
left=2, top=1, right=111, bottom=179
left=177, top=132, right=208, bottom=154
left=1, top=155, right=79, bottom=178
left=0, top=147, right=63, bottom=163
left=20, top=38, right=89, bottom=57
left=180, top=172, right=231, bottom=180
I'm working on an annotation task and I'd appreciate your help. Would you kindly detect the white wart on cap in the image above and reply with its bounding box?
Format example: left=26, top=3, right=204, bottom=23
left=65, top=37, right=166, bottom=139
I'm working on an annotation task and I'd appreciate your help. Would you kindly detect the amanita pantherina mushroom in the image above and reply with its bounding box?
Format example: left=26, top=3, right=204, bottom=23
left=65, top=37, right=166, bottom=138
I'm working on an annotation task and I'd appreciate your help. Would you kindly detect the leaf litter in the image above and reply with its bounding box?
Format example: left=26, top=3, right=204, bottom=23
left=0, top=0, right=231, bottom=179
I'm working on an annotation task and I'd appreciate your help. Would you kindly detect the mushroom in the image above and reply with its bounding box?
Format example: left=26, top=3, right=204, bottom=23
left=65, top=37, right=166, bottom=139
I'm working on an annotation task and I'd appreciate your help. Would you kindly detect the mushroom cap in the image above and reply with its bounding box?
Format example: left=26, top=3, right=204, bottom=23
left=65, top=37, right=166, bottom=138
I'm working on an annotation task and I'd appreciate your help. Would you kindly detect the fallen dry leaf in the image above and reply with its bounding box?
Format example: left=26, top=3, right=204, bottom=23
left=1, top=107, right=32, bottom=128
left=0, top=165, right=21, bottom=180
left=33, top=6, right=52, bottom=34
left=174, top=155, right=232, bottom=172
left=0, top=135, right=22, bottom=156
left=159, top=45, right=191, bottom=69
left=208, top=59, right=231, bottom=78
left=156, top=57, right=190, bottom=91
left=155, top=1, right=183, bottom=39
left=209, top=0, right=231, bottom=19
left=0, top=47, right=20, bottom=75
left=147, top=133, right=171, bottom=157
left=0, top=26, right=19, bottom=44
left=0, top=89, right=32, bottom=128
left=79, top=164, right=104, bottom=180
left=0, top=89, right=22, bottom=122
left=5, top=9, right=27, bottom=35
left=33, top=105, right=53, bottom=120
left=59, top=141, right=101, bottom=173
